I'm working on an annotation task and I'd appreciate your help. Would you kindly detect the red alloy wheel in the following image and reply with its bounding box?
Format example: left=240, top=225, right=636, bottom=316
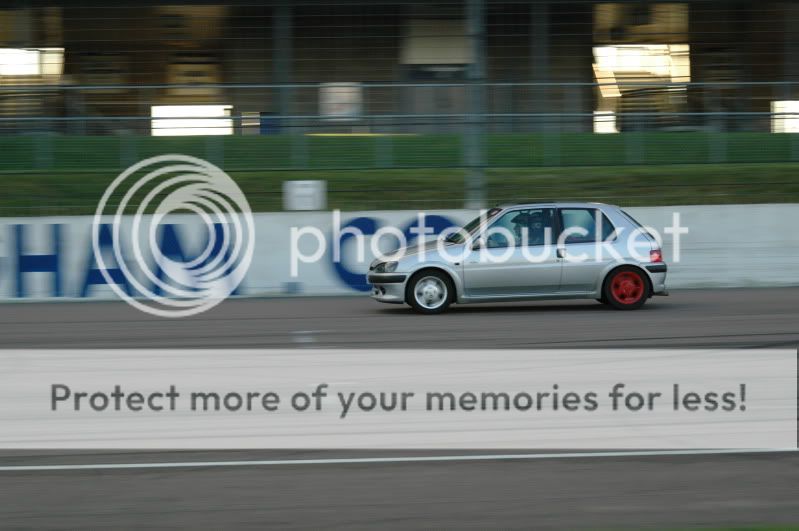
left=610, top=270, right=644, bottom=305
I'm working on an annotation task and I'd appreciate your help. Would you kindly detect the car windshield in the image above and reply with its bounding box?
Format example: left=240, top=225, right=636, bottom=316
left=444, top=207, right=503, bottom=244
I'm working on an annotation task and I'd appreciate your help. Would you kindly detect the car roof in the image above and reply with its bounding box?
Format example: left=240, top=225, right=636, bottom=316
left=496, top=201, right=618, bottom=210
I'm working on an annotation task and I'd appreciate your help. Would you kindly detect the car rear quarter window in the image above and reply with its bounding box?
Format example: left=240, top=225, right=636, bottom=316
left=559, top=208, right=615, bottom=243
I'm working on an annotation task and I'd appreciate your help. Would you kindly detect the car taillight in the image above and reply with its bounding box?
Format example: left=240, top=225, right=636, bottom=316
left=650, top=249, right=663, bottom=263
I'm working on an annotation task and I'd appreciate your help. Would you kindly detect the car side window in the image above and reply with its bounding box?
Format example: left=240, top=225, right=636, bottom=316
left=559, top=209, right=615, bottom=244
left=484, top=208, right=555, bottom=248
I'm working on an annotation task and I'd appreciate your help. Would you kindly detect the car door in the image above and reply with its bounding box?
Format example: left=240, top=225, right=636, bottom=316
left=557, top=208, right=617, bottom=293
left=462, top=207, right=562, bottom=297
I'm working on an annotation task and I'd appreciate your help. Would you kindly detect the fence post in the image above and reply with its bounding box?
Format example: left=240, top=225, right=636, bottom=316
left=792, top=125, right=799, bottom=161
left=464, top=0, right=487, bottom=209
left=709, top=132, right=727, bottom=164
left=530, top=2, right=550, bottom=133
left=375, top=129, right=393, bottom=168
left=625, top=132, right=644, bottom=165
left=543, top=128, right=560, bottom=166
left=291, top=120, right=309, bottom=169
left=33, top=133, right=53, bottom=170
left=273, top=2, right=292, bottom=120
left=205, top=136, right=225, bottom=168
left=120, top=132, right=138, bottom=169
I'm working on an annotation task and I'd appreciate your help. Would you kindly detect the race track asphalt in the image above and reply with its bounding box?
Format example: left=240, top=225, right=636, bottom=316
left=0, top=288, right=797, bottom=529
left=0, top=287, right=797, bottom=349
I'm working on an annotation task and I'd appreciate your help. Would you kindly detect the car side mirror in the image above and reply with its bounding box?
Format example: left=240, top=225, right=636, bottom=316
left=471, top=237, right=484, bottom=250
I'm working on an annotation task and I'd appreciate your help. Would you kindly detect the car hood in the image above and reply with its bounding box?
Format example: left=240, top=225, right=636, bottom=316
left=370, top=239, right=465, bottom=270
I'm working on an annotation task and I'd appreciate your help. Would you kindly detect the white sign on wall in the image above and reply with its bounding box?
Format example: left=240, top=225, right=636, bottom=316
left=319, top=82, right=362, bottom=121
left=283, top=180, right=327, bottom=211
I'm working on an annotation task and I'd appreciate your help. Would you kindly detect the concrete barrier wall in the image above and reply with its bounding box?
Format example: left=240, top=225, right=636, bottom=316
left=632, top=204, right=799, bottom=288
left=0, top=204, right=795, bottom=301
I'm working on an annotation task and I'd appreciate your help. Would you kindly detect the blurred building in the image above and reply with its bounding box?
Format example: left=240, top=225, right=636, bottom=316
left=0, top=1, right=798, bottom=134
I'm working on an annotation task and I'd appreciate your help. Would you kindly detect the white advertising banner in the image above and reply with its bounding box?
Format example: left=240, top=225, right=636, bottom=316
left=0, top=349, right=795, bottom=449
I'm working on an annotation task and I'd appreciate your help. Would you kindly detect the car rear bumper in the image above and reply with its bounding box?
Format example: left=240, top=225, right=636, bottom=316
left=645, top=264, right=668, bottom=295
left=645, top=264, right=667, bottom=274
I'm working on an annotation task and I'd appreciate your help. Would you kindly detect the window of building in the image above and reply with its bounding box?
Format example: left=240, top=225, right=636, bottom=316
left=771, top=101, right=799, bottom=133
left=593, top=111, right=618, bottom=134
left=151, top=105, right=233, bottom=136
left=0, top=47, right=64, bottom=78
left=400, top=19, right=471, bottom=65
left=592, top=44, right=690, bottom=132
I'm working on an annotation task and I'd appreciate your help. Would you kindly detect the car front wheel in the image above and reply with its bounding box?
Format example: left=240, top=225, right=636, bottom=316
left=602, top=267, right=650, bottom=310
left=406, top=270, right=453, bottom=314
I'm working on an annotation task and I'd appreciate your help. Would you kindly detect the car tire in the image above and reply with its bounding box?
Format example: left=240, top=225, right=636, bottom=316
left=602, top=266, right=650, bottom=310
left=406, top=270, right=454, bottom=314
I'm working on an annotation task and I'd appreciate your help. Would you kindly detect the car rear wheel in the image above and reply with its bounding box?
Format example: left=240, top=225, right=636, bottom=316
left=406, top=270, right=453, bottom=314
left=603, top=267, right=650, bottom=310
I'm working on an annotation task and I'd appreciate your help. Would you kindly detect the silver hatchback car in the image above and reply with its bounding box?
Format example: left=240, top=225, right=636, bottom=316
left=368, top=202, right=667, bottom=314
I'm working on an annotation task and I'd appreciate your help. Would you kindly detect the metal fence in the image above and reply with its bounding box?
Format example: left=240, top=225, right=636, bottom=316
left=2, top=79, right=799, bottom=214
left=2, top=1, right=799, bottom=213
left=2, top=81, right=799, bottom=171
left=4, top=80, right=799, bottom=133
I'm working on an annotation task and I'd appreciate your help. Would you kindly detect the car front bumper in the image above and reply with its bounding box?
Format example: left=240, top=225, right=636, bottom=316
left=367, top=273, right=408, bottom=304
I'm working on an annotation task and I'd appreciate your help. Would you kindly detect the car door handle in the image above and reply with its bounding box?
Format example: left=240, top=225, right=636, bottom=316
left=556, top=248, right=566, bottom=259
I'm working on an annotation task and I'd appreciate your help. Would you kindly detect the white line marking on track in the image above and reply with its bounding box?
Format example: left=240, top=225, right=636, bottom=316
left=0, top=448, right=795, bottom=472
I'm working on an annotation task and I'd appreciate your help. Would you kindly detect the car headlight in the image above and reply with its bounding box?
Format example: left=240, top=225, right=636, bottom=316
left=374, top=261, right=398, bottom=273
